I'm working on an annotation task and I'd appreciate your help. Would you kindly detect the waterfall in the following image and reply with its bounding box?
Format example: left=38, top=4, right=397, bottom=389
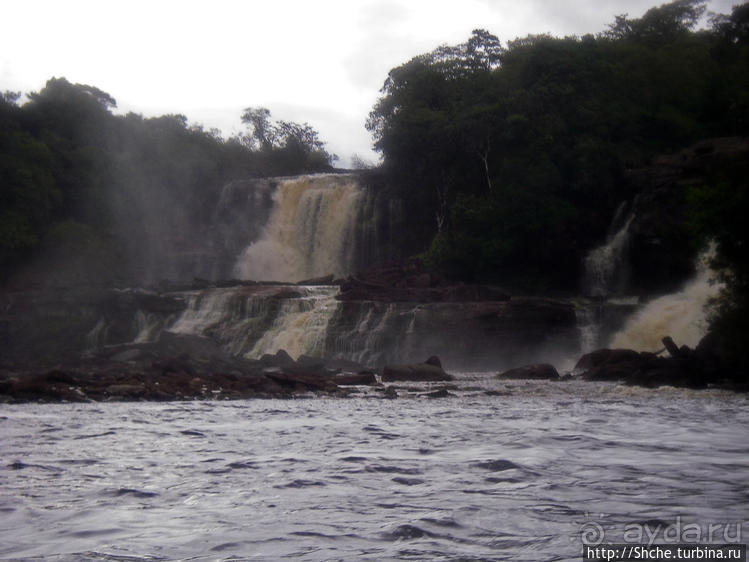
left=325, top=302, right=418, bottom=366
left=582, top=203, right=635, bottom=298
left=233, top=174, right=363, bottom=282
left=167, top=285, right=341, bottom=360
left=609, top=249, right=720, bottom=352
left=574, top=297, right=640, bottom=356
left=247, top=288, right=339, bottom=359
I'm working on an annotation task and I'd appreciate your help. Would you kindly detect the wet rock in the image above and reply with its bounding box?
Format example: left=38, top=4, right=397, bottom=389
left=334, top=372, right=377, bottom=385
left=484, top=390, right=512, bottom=396
left=105, top=384, right=146, bottom=399
left=575, top=343, right=710, bottom=389
left=424, top=356, right=442, bottom=368
left=574, top=348, right=642, bottom=373
left=328, top=297, right=578, bottom=371
left=263, top=371, right=338, bottom=393
left=297, top=274, right=336, bottom=285
left=422, top=388, right=452, bottom=398
left=497, top=363, right=560, bottom=380
left=382, top=358, right=454, bottom=382
left=110, top=348, right=144, bottom=362
left=382, top=386, right=398, bottom=399
left=337, top=259, right=510, bottom=302
left=260, top=349, right=296, bottom=367
left=157, top=331, right=230, bottom=362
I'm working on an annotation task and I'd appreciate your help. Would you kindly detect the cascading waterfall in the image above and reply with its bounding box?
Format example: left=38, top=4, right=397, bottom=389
left=575, top=201, right=639, bottom=355
left=247, top=289, right=339, bottom=358
left=233, top=174, right=363, bottom=282
left=582, top=210, right=635, bottom=298
left=325, top=302, right=419, bottom=366
left=166, top=285, right=341, bottom=360
left=609, top=248, right=720, bottom=352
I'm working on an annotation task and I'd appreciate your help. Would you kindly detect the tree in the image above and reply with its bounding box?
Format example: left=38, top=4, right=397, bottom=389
left=604, top=0, right=706, bottom=42
left=367, top=1, right=744, bottom=288
left=239, top=106, right=335, bottom=172
left=240, top=106, right=275, bottom=150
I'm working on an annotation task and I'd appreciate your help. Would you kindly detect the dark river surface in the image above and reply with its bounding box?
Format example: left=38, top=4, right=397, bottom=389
left=2, top=375, right=748, bottom=561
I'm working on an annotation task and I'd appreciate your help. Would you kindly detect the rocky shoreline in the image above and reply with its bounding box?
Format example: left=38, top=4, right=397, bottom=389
left=1, top=328, right=745, bottom=404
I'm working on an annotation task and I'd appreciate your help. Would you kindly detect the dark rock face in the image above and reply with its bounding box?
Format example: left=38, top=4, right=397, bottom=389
left=422, top=388, right=453, bottom=398
left=497, top=363, right=560, bottom=380
left=334, top=372, right=377, bottom=385
left=627, top=137, right=749, bottom=295
left=337, top=260, right=510, bottom=303
left=381, top=357, right=454, bottom=382
left=326, top=296, right=578, bottom=370
left=0, top=336, right=357, bottom=403
left=204, top=178, right=276, bottom=280
left=0, top=287, right=187, bottom=365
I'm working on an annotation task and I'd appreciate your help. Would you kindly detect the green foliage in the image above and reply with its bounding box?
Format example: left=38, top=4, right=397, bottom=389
left=1, top=77, right=336, bottom=285
left=688, top=151, right=749, bottom=372
left=368, top=1, right=748, bottom=290
left=604, top=0, right=706, bottom=42
left=239, top=106, right=336, bottom=174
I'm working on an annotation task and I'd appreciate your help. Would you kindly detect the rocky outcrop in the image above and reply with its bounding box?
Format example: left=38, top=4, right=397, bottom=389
left=381, top=356, right=454, bottom=382
left=0, top=333, right=375, bottom=403
left=326, top=296, right=578, bottom=370
left=573, top=336, right=721, bottom=389
left=627, top=137, right=749, bottom=295
left=337, top=260, right=510, bottom=303
left=0, top=287, right=187, bottom=365
left=497, top=363, right=560, bottom=380
left=334, top=372, right=377, bottom=385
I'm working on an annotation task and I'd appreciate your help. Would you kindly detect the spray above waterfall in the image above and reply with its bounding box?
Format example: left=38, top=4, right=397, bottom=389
left=233, top=175, right=363, bottom=282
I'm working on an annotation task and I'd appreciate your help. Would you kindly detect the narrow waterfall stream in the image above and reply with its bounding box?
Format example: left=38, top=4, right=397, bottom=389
left=582, top=205, right=635, bottom=298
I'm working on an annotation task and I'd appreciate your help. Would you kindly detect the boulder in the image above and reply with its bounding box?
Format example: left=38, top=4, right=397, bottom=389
left=574, top=348, right=642, bottom=372
left=577, top=348, right=655, bottom=381
left=422, top=388, right=452, bottom=398
left=497, top=363, right=560, bottom=380
left=381, top=357, right=453, bottom=382
left=424, top=356, right=442, bottom=368
left=382, top=386, right=398, bottom=399
left=574, top=343, right=710, bottom=388
left=334, top=372, right=377, bottom=385
left=259, top=349, right=296, bottom=367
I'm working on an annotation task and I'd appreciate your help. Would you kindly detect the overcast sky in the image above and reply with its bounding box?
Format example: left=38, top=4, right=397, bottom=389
left=1, top=0, right=739, bottom=166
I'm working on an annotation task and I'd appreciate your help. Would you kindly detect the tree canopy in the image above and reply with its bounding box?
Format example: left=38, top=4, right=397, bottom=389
left=366, top=0, right=749, bottom=289
left=0, top=78, right=335, bottom=285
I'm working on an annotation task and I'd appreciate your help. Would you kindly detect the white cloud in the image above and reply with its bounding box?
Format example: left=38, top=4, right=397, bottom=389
left=0, top=0, right=738, bottom=167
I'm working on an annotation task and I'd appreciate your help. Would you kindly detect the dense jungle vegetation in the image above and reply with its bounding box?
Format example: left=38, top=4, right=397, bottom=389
left=366, top=0, right=748, bottom=290
left=0, top=81, right=334, bottom=284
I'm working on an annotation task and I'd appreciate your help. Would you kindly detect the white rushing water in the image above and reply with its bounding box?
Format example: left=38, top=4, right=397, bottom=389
left=233, top=175, right=363, bottom=282
left=166, top=286, right=341, bottom=360
left=2, top=380, right=747, bottom=561
left=610, top=250, right=721, bottom=351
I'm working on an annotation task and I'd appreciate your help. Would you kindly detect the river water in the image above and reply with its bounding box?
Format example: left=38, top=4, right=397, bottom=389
left=2, top=375, right=748, bottom=561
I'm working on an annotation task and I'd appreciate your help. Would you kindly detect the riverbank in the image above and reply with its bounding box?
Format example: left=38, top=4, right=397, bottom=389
left=2, top=329, right=745, bottom=404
